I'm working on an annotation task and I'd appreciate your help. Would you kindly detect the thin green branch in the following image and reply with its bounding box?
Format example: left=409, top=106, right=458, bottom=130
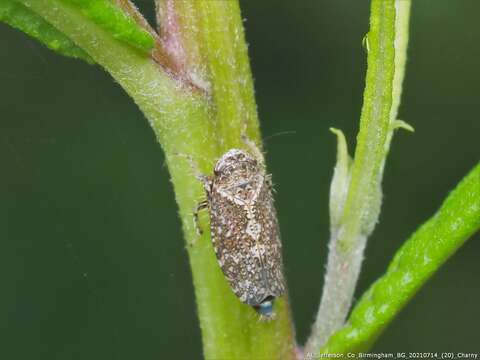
left=383, top=0, right=412, bottom=169
left=306, top=0, right=411, bottom=354
left=322, top=162, right=480, bottom=352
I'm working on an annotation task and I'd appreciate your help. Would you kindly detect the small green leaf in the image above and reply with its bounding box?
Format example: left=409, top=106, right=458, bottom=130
left=0, top=0, right=94, bottom=63
left=361, top=32, right=370, bottom=53
left=329, top=128, right=352, bottom=231
left=62, top=0, right=154, bottom=53
left=391, top=119, right=414, bottom=132
left=321, top=162, right=480, bottom=353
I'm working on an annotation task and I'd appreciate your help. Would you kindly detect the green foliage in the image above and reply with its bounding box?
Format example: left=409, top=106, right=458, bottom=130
left=339, top=0, right=396, bottom=249
left=12, top=1, right=295, bottom=358
left=322, top=162, right=480, bottom=353
left=1, top=0, right=476, bottom=356
left=0, top=0, right=154, bottom=64
left=0, top=0, right=93, bottom=63
left=329, top=128, right=352, bottom=232
left=62, top=0, right=154, bottom=52
left=305, top=0, right=399, bottom=353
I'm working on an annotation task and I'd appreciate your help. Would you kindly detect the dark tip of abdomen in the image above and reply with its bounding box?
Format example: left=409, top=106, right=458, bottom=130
left=255, top=301, right=273, bottom=316
left=253, top=295, right=275, bottom=317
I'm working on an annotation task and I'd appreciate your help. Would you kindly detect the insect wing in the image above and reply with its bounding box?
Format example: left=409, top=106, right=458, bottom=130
left=209, top=174, right=285, bottom=306
left=256, top=179, right=286, bottom=299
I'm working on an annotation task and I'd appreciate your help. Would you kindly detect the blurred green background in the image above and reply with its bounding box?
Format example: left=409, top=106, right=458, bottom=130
left=1, top=1, right=479, bottom=358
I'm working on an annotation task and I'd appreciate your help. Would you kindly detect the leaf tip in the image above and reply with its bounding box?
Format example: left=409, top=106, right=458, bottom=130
left=392, top=119, right=414, bottom=133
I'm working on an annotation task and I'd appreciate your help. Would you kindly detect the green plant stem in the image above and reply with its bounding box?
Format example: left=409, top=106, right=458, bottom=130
left=306, top=0, right=406, bottom=354
left=192, top=1, right=261, bottom=149
left=322, top=162, right=480, bottom=352
left=383, top=0, right=412, bottom=168
left=155, top=1, right=295, bottom=358
left=18, top=1, right=295, bottom=358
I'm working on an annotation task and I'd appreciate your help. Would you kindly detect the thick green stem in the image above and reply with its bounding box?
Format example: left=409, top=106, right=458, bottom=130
left=18, top=0, right=295, bottom=358
left=165, top=3, right=295, bottom=359
left=306, top=0, right=409, bottom=354
left=154, top=1, right=295, bottom=358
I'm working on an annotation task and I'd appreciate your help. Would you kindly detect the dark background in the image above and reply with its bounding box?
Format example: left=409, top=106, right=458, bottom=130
left=1, top=1, right=479, bottom=358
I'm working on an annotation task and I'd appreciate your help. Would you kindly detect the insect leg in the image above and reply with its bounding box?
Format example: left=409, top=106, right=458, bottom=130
left=194, top=199, right=209, bottom=236
left=173, top=152, right=212, bottom=240
left=173, top=152, right=210, bottom=183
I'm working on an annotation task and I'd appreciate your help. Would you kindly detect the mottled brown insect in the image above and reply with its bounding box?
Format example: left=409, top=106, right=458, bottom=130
left=196, top=148, right=286, bottom=318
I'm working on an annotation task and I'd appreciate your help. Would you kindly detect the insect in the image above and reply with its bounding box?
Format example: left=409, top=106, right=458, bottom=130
left=195, top=147, right=286, bottom=318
